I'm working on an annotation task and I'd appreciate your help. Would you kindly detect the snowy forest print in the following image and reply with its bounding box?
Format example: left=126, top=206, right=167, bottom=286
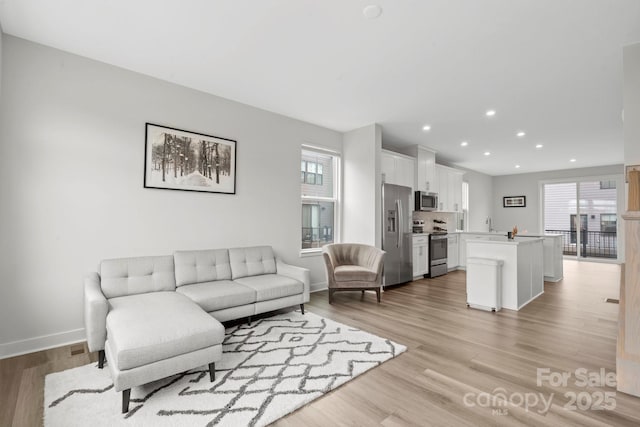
left=144, top=123, right=236, bottom=194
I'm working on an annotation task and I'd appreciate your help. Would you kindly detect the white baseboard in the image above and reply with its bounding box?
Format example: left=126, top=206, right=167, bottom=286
left=0, top=328, right=86, bottom=360
left=310, top=281, right=328, bottom=293
left=0, top=285, right=331, bottom=360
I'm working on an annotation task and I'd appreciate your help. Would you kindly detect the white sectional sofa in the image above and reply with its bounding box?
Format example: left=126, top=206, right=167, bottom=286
left=84, top=245, right=310, bottom=413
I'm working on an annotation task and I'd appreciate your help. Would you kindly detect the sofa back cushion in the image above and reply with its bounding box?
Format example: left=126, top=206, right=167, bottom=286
left=173, top=249, right=232, bottom=287
left=229, top=246, right=277, bottom=279
left=100, top=255, right=176, bottom=299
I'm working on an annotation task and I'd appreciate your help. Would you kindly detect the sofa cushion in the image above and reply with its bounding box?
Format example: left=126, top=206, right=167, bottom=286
left=100, top=255, right=176, bottom=299
left=334, top=265, right=378, bottom=283
left=229, top=246, right=277, bottom=279
left=106, top=292, right=224, bottom=370
left=174, top=249, right=232, bottom=287
left=233, top=274, right=303, bottom=301
left=176, top=280, right=256, bottom=312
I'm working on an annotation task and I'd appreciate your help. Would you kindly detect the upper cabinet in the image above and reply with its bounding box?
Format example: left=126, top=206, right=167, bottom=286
left=416, top=147, right=437, bottom=193
left=381, top=149, right=415, bottom=192
left=384, top=145, right=464, bottom=213
left=435, top=164, right=465, bottom=212
left=400, top=145, right=436, bottom=192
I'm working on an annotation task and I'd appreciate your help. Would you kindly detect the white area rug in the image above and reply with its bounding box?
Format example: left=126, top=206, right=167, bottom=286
left=45, top=311, right=406, bottom=426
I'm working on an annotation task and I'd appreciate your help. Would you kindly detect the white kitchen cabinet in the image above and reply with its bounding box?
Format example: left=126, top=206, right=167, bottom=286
left=381, top=150, right=415, bottom=193
left=381, top=151, right=396, bottom=184
left=399, top=145, right=437, bottom=193
left=412, top=234, right=429, bottom=277
left=447, top=234, right=459, bottom=269
left=435, top=164, right=464, bottom=212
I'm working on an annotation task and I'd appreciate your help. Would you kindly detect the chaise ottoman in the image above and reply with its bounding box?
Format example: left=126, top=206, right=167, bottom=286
left=104, top=291, right=224, bottom=412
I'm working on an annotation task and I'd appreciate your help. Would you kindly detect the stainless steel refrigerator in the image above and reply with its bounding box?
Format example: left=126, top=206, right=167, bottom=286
left=382, top=183, right=413, bottom=286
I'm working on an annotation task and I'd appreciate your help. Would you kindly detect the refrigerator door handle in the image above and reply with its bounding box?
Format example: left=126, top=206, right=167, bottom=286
left=397, top=199, right=403, bottom=249
left=395, top=199, right=401, bottom=248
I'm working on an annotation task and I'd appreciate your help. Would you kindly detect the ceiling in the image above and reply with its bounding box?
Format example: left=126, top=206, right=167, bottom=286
left=1, top=0, right=639, bottom=176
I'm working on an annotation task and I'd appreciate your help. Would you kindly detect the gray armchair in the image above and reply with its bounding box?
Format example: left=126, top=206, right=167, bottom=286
left=322, top=243, right=385, bottom=303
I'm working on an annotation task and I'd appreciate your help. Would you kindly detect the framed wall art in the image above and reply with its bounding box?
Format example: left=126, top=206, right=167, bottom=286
left=503, top=195, right=526, bottom=208
left=144, top=123, right=237, bottom=194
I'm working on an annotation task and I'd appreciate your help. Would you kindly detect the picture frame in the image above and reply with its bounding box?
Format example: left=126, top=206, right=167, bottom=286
left=503, top=195, right=526, bottom=208
left=144, top=123, right=237, bottom=194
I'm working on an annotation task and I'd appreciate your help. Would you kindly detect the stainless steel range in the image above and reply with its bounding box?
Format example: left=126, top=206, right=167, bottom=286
left=429, top=232, right=448, bottom=277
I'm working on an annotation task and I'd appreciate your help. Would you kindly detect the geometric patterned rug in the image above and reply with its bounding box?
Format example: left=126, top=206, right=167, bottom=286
left=44, top=310, right=406, bottom=426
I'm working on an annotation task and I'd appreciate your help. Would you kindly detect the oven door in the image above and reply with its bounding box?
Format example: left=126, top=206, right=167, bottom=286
left=429, top=235, right=448, bottom=277
left=430, top=236, right=448, bottom=262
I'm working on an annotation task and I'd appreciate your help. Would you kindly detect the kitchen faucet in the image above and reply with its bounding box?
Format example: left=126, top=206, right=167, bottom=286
left=486, top=217, right=494, bottom=232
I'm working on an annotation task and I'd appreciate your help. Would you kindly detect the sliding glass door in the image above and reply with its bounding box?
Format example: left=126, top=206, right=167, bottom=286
left=543, top=179, right=618, bottom=260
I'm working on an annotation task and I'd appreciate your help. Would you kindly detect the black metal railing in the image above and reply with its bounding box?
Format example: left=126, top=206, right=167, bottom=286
left=301, top=227, right=334, bottom=249
left=544, top=230, right=617, bottom=258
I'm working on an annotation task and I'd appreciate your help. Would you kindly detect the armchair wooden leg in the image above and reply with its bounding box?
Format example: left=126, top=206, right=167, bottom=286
left=247, top=316, right=252, bottom=326
left=208, top=363, right=216, bottom=382
left=328, top=289, right=334, bottom=304
left=300, top=304, right=305, bottom=314
left=122, top=389, right=131, bottom=413
left=98, top=350, right=105, bottom=369
left=376, top=288, right=381, bottom=303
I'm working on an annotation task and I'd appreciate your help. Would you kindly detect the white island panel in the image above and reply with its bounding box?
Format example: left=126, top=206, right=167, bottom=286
left=466, top=237, right=544, bottom=310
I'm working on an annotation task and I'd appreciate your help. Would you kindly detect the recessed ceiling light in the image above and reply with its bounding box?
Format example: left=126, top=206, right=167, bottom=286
left=517, top=131, right=526, bottom=137
left=422, top=124, right=431, bottom=131
left=363, top=5, right=383, bottom=19
left=484, top=151, right=491, bottom=156
left=515, top=165, right=521, bottom=168
left=535, top=144, right=543, bottom=149
left=570, top=158, right=577, bottom=162
left=485, top=110, right=496, bottom=117
left=460, top=141, right=468, bottom=147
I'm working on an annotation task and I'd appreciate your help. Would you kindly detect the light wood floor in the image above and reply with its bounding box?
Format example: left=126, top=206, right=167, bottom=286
left=2, top=260, right=639, bottom=426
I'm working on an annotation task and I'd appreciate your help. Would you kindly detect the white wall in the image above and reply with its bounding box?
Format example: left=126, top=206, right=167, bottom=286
left=0, top=25, right=3, bottom=97
left=0, top=36, right=342, bottom=357
left=342, top=124, right=382, bottom=247
left=492, top=165, right=624, bottom=234
left=624, top=42, right=640, bottom=199
left=463, top=168, right=493, bottom=232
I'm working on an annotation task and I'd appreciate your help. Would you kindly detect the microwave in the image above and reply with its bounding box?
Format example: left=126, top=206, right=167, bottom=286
left=415, top=191, right=438, bottom=211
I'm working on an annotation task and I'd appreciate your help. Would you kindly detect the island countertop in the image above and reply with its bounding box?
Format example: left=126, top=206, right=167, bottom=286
left=465, top=236, right=544, bottom=245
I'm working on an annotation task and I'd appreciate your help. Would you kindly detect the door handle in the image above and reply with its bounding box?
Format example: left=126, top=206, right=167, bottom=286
left=396, top=199, right=401, bottom=248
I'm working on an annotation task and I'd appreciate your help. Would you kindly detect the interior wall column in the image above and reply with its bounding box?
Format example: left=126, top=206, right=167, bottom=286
left=617, top=42, right=640, bottom=398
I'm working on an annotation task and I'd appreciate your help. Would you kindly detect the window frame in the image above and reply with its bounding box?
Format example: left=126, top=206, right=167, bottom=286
left=300, top=146, right=341, bottom=255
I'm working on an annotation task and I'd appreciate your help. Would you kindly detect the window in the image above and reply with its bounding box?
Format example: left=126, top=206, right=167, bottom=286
left=600, top=214, right=617, bottom=233
left=301, top=148, right=340, bottom=251
left=600, top=180, right=616, bottom=190
left=301, top=160, right=324, bottom=185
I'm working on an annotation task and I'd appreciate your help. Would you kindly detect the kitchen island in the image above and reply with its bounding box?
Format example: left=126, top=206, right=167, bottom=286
left=466, top=236, right=544, bottom=311
left=457, top=232, right=563, bottom=282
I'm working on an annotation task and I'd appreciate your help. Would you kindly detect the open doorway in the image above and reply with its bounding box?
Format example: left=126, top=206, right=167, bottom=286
left=543, top=179, right=620, bottom=261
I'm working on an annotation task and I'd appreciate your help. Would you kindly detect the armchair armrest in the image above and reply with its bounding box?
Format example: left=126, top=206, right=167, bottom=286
left=276, top=259, right=310, bottom=302
left=84, top=272, right=108, bottom=352
left=322, top=251, right=337, bottom=288
left=372, top=250, right=386, bottom=284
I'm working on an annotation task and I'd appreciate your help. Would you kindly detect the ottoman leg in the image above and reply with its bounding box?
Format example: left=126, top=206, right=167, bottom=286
left=300, top=304, right=305, bottom=314
left=209, top=363, right=216, bottom=382
left=98, top=350, right=105, bottom=369
left=122, top=389, right=131, bottom=413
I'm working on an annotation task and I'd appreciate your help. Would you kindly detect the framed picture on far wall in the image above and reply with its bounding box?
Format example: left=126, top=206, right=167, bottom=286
left=503, top=195, right=526, bottom=208
left=144, top=123, right=237, bottom=194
